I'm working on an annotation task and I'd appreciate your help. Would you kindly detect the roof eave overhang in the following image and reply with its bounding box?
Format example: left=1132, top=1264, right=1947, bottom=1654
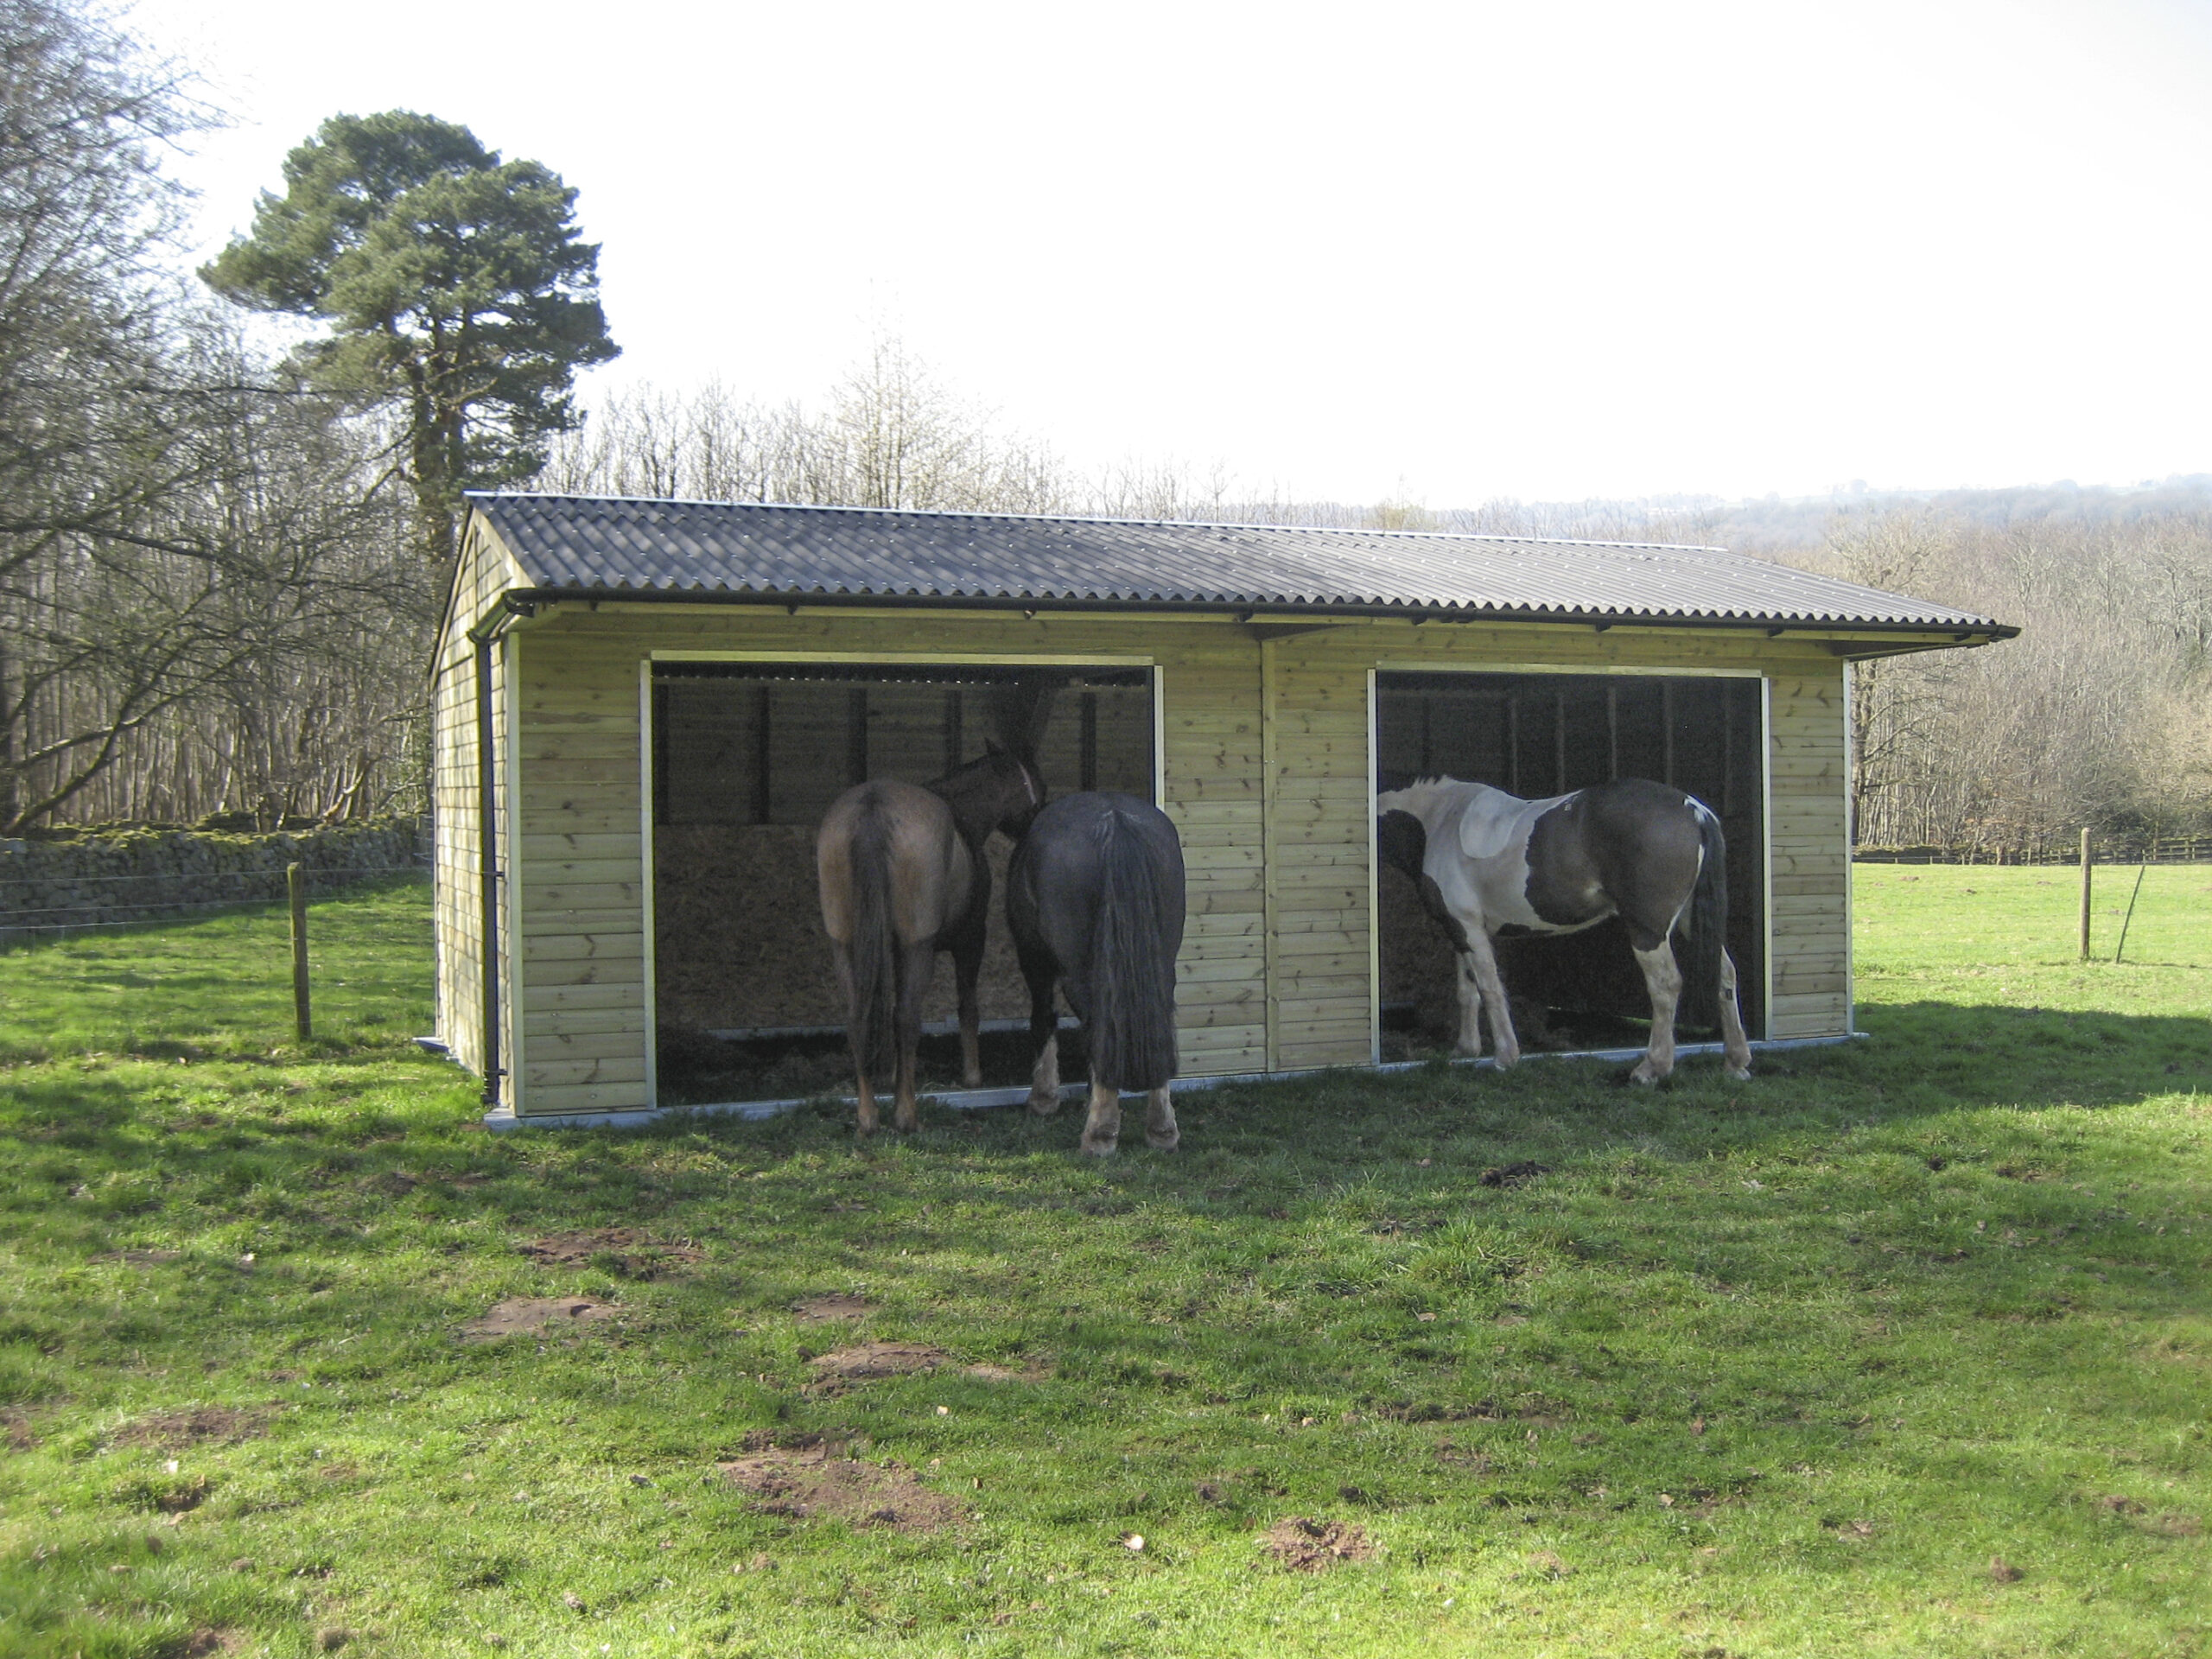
left=487, top=582, right=2018, bottom=652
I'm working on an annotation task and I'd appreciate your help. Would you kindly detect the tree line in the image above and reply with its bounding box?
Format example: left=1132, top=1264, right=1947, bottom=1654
left=3, top=0, right=2202, bottom=854
left=0, top=0, right=611, bottom=833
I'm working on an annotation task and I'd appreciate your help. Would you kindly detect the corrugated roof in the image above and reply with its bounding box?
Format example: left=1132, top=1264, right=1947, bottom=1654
left=467, top=493, right=2012, bottom=633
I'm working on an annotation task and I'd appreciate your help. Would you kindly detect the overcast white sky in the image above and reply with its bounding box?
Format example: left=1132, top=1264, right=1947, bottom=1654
left=131, top=0, right=2212, bottom=506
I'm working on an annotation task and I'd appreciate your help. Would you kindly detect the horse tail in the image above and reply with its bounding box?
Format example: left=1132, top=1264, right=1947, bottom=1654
left=1090, top=809, right=1179, bottom=1093
left=847, top=800, right=900, bottom=1074
left=1680, top=800, right=1728, bottom=1029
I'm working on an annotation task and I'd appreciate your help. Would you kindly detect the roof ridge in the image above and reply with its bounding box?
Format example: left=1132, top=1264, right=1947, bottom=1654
left=468, top=491, right=1730, bottom=555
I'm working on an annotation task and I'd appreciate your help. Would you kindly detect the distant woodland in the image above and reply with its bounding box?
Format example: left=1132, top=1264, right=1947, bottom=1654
left=541, top=371, right=2212, bottom=856
left=3, top=2, right=2203, bottom=851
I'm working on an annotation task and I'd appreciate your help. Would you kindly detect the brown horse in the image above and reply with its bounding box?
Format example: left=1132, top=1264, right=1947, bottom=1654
left=816, top=747, right=1044, bottom=1133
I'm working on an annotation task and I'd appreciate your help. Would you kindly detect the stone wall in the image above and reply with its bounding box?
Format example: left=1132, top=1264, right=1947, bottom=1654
left=1, top=818, right=428, bottom=941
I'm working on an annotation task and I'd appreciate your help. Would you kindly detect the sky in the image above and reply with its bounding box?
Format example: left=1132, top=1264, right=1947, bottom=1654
left=130, top=0, right=2212, bottom=506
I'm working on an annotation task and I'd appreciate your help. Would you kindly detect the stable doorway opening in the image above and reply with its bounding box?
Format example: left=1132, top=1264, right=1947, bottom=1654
left=646, top=662, right=1155, bottom=1105
left=1375, top=670, right=1767, bottom=1058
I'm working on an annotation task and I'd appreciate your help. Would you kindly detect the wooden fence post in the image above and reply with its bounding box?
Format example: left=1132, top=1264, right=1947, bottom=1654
left=288, top=861, right=311, bottom=1040
left=2077, top=829, right=2093, bottom=962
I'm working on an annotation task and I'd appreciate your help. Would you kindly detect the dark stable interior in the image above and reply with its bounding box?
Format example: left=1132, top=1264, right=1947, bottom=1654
left=648, top=663, right=1153, bottom=1103
left=1376, top=671, right=1767, bottom=1057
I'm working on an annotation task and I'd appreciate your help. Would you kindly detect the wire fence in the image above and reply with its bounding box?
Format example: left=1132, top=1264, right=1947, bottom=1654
left=2, top=864, right=430, bottom=938
left=1855, top=836, right=2212, bottom=867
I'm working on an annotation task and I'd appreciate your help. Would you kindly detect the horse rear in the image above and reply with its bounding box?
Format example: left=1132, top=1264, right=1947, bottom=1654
left=816, top=781, right=971, bottom=1133
left=1007, top=791, right=1185, bottom=1155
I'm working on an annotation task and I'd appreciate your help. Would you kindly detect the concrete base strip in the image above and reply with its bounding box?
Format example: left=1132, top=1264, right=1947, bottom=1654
left=480, top=1033, right=1865, bottom=1133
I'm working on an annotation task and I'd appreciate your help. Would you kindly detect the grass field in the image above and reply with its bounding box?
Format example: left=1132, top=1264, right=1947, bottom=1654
left=0, top=865, right=2207, bottom=1657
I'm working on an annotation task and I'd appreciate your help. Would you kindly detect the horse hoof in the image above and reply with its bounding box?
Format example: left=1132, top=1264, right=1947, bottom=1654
left=1146, top=1131, right=1179, bottom=1152
left=1078, top=1138, right=1118, bottom=1157
left=1027, top=1093, right=1060, bottom=1116
left=1726, top=1065, right=1752, bottom=1083
left=1627, top=1066, right=1663, bottom=1087
left=962, top=1071, right=982, bottom=1090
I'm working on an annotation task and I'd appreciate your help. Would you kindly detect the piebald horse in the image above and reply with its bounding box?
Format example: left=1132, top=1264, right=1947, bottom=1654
left=1007, top=791, right=1186, bottom=1156
left=816, top=747, right=1044, bottom=1133
left=1376, top=776, right=1752, bottom=1084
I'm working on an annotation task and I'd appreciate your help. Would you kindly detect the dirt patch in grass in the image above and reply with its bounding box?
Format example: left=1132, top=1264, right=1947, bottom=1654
left=183, top=1629, right=247, bottom=1656
left=803, top=1341, right=1046, bottom=1391
left=1479, top=1161, right=1550, bottom=1188
left=716, top=1442, right=963, bottom=1533
left=457, top=1297, right=623, bottom=1342
left=2142, top=1511, right=2204, bottom=1538
left=3, top=1411, right=35, bottom=1452
left=111, top=1407, right=266, bottom=1449
left=96, top=1249, right=183, bottom=1268
left=517, top=1229, right=704, bottom=1279
left=792, top=1294, right=870, bottom=1322
left=806, top=1342, right=949, bottom=1389
left=1261, top=1516, right=1376, bottom=1571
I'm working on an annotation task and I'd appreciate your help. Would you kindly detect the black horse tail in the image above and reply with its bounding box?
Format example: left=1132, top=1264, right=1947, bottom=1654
left=848, top=800, right=899, bottom=1074
left=1089, top=809, right=1179, bottom=1093
left=1680, top=800, right=1729, bottom=1030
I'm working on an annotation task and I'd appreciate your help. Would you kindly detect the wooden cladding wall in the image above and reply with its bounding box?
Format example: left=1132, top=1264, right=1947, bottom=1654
left=429, top=524, right=525, bottom=1080
left=438, top=582, right=1858, bottom=1116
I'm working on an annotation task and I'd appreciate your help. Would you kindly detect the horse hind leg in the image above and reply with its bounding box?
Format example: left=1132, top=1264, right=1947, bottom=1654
left=1078, top=1078, right=1122, bottom=1156
left=1028, top=1032, right=1061, bottom=1115
left=1143, top=1084, right=1178, bottom=1151
left=1630, top=938, right=1684, bottom=1085
left=945, top=886, right=990, bottom=1090
left=1718, top=948, right=1752, bottom=1081
left=1017, top=939, right=1061, bottom=1116
left=892, top=939, right=934, bottom=1133
left=953, top=938, right=984, bottom=1090
left=831, top=939, right=882, bottom=1135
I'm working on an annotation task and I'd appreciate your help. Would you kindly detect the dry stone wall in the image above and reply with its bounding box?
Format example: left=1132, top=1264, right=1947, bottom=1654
left=1, top=818, right=427, bottom=941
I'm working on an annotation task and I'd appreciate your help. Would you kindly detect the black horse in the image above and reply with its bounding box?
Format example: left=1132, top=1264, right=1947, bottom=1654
left=1006, top=791, right=1186, bottom=1155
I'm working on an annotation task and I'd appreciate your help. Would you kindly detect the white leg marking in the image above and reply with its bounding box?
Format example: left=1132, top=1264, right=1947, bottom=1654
left=1630, top=940, right=1683, bottom=1084
left=1079, top=1078, right=1121, bottom=1156
left=1027, top=1033, right=1061, bottom=1115
left=1144, top=1084, right=1179, bottom=1151
left=1719, top=949, right=1753, bottom=1081
left=1453, top=952, right=1484, bottom=1055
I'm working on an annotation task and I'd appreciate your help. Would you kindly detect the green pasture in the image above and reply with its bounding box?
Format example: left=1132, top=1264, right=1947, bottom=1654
left=0, top=865, right=2207, bottom=1656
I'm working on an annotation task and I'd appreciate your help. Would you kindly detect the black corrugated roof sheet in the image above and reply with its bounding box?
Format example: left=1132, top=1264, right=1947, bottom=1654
left=469, top=493, right=2011, bottom=633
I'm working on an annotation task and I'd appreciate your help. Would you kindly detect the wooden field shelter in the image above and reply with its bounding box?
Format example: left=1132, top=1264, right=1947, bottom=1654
left=429, top=495, right=2015, bottom=1125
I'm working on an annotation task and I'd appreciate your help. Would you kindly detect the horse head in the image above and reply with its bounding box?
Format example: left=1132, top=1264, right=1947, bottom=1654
left=939, top=742, right=1047, bottom=840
